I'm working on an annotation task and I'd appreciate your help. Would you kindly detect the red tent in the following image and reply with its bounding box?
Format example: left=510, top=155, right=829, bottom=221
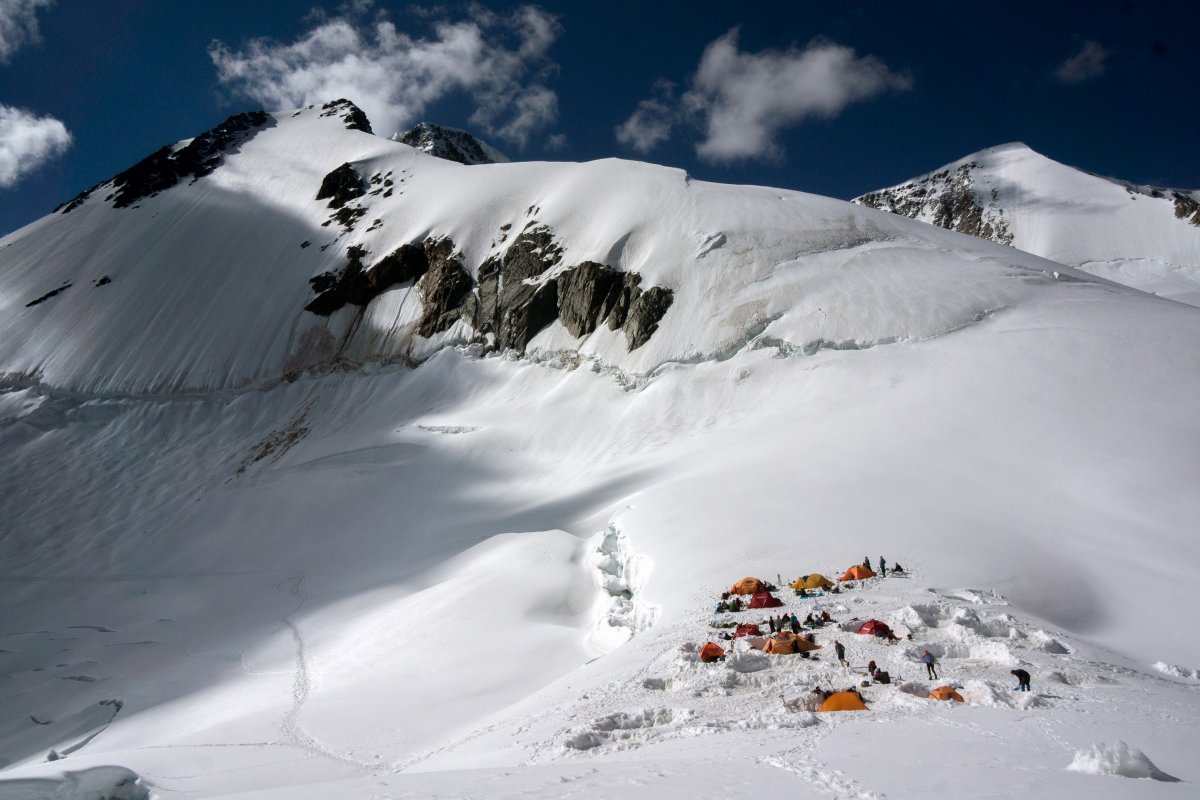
left=856, top=619, right=897, bottom=639
left=733, top=623, right=762, bottom=638
left=749, top=591, right=784, bottom=609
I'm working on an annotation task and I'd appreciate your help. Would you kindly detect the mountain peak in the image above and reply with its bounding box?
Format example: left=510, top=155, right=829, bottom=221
left=393, top=122, right=509, bottom=165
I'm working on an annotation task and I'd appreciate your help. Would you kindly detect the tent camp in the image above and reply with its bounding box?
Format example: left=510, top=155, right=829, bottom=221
left=856, top=619, right=898, bottom=640
left=818, top=691, right=869, bottom=712
left=733, top=624, right=762, bottom=638
left=929, top=685, right=964, bottom=702
left=748, top=591, right=784, bottom=609
left=790, top=574, right=834, bottom=591
left=763, top=636, right=798, bottom=655
left=729, top=577, right=766, bottom=595
left=840, top=565, right=876, bottom=582
left=699, top=643, right=726, bottom=663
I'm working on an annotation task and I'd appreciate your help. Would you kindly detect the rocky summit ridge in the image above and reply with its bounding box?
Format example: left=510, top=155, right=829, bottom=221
left=393, top=122, right=510, bottom=166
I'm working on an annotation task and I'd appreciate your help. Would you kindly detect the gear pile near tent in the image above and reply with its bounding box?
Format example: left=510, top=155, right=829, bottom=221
left=840, top=565, right=876, bottom=582
left=790, top=574, right=834, bottom=591
left=729, top=577, right=766, bottom=595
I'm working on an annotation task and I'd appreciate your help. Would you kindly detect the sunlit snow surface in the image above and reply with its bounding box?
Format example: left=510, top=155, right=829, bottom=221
left=0, top=107, right=1197, bottom=797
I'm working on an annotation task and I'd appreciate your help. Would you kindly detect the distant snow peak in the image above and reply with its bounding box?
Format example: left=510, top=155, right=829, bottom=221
left=855, top=158, right=1014, bottom=246
left=393, top=122, right=510, bottom=165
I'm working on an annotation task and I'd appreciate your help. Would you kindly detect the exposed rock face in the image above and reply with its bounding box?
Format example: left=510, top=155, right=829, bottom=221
left=470, top=226, right=564, bottom=349
left=623, top=286, right=674, bottom=351
left=58, top=111, right=273, bottom=213
left=856, top=163, right=1014, bottom=245
left=302, top=226, right=672, bottom=353
left=395, top=122, right=509, bottom=165
left=320, top=99, right=373, bottom=134
left=305, top=243, right=429, bottom=316
left=316, top=163, right=367, bottom=209
left=25, top=281, right=72, bottom=308
left=1174, top=192, right=1200, bottom=226
left=556, top=261, right=626, bottom=337
left=415, top=239, right=474, bottom=336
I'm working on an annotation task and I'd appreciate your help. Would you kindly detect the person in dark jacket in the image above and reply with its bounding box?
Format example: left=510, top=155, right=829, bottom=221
left=834, top=640, right=847, bottom=668
left=1011, top=668, right=1031, bottom=691
left=879, top=556, right=887, bottom=576
left=863, top=556, right=872, bottom=571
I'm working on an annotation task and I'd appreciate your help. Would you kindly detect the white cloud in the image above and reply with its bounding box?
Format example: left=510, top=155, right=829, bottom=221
left=617, top=30, right=911, bottom=163
left=615, top=80, right=677, bottom=153
left=1056, top=40, right=1110, bottom=85
left=209, top=3, right=561, bottom=146
left=0, top=0, right=52, bottom=63
left=0, top=103, right=71, bottom=188
left=544, top=132, right=567, bottom=151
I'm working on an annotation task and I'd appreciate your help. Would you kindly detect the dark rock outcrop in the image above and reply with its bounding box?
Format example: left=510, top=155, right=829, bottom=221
left=623, top=286, right=674, bottom=350
left=25, top=282, right=72, bottom=308
left=316, top=163, right=366, bottom=209
left=320, top=99, right=373, bottom=134
left=856, top=163, right=1013, bottom=245
left=305, top=243, right=429, bottom=316
left=415, top=239, right=473, bottom=336
left=101, top=111, right=272, bottom=210
left=302, top=226, right=672, bottom=354
left=469, top=227, right=563, bottom=349
left=556, top=261, right=624, bottom=337
left=1174, top=192, right=1200, bottom=226
left=395, top=122, right=508, bottom=165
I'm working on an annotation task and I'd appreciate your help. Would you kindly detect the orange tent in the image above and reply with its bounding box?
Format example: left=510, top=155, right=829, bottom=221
left=729, top=577, right=766, bottom=595
left=840, top=565, right=876, bottom=582
left=763, top=636, right=796, bottom=655
left=818, top=691, right=869, bottom=712
left=699, top=642, right=726, bottom=663
left=929, top=685, right=964, bottom=702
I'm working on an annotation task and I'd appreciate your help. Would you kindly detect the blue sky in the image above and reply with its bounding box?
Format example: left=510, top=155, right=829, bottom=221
left=0, top=0, right=1196, bottom=237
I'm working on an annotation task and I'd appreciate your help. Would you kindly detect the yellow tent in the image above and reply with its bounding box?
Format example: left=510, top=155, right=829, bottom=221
left=818, top=691, right=869, bottom=712
left=790, top=574, right=834, bottom=590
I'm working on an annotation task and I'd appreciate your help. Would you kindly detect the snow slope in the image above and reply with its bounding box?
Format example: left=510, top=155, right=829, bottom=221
left=855, top=143, right=1200, bottom=305
left=0, top=106, right=1198, bottom=798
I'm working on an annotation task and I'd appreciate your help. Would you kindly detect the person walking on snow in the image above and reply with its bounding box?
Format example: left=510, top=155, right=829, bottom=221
left=834, top=640, right=847, bottom=668
left=879, top=556, right=887, bottom=576
left=1011, top=668, right=1031, bottom=691
left=923, top=649, right=938, bottom=679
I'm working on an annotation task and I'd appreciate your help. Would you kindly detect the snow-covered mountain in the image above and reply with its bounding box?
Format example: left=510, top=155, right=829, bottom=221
left=391, top=121, right=509, bottom=165
left=1, top=104, right=1198, bottom=798
left=854, top=143, right=1200, bottom=305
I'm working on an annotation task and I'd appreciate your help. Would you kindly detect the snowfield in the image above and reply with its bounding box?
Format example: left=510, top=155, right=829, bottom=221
left=0, top=105, right=1197, bottom=798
